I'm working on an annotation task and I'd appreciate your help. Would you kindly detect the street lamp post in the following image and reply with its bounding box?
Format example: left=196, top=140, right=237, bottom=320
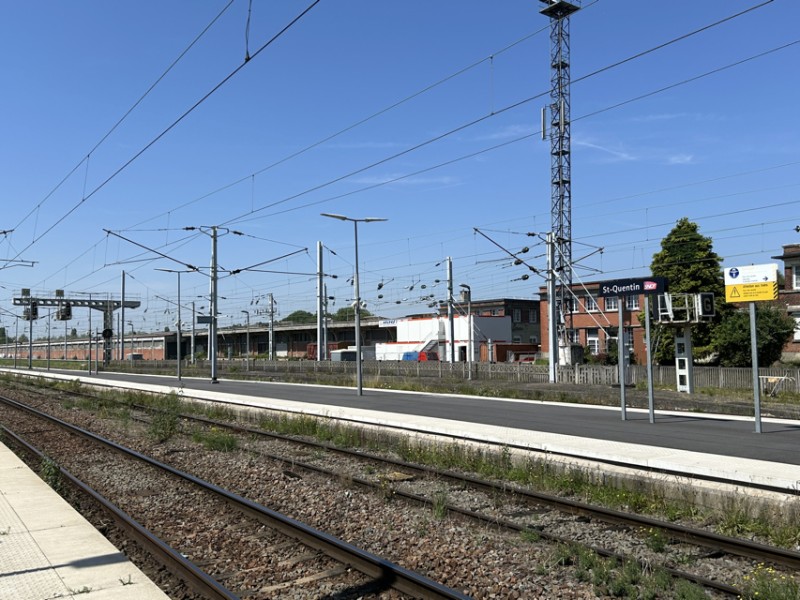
left=321, top=213, right=387, bottom=396
left=14, top=317, right=19, bottom=369
left=46, top=311, right=51, bottom=371
left=157, top=268, right=192, bottom=381
left=459, top=284, right=472, bottom=380
left=191, top=301, right=196, bottom=364
left=241, top=310, right=250, bottom=371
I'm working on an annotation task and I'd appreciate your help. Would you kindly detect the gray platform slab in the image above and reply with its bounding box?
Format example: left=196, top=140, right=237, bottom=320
left=0, top=442, right=170, bottom=600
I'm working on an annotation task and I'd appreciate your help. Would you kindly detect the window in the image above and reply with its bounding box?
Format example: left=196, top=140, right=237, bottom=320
left=794, top=316, right=800, bottom=341
left=513, top=308, right=522, bottom=323
left=586, top=328, right=599, bottom=354
left=567, top=329, right=580, bottom=344
left=512, top=336, right=521, bottom=343
left=794, top=266, right=800, bottom=290
left=604, top=296, right=618, bottom=311
left=625, top=295, right=640, bottom=310
left=528, top=309, right=538, bottom=323
left=491, top=308, right=499, bottom=316
left=584, top=295, right=598, bottom=312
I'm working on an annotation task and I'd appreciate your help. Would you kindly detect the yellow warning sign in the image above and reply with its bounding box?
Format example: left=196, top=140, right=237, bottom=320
left=725, top=281, right=777, bottom=303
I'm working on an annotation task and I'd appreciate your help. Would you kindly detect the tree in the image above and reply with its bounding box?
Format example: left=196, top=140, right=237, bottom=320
left=714, top=304, right=796, bottom=367
left=70, top=328, right=78, bottom=338
left=281, top=310, right=316, bottom=324
left=331, top=306, right=374, bottom=321
left=650, top=218, right=727, bottom=363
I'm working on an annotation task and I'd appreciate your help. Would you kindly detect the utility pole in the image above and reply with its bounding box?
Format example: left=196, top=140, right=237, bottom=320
left=547, top=232, right=558, bottom=382
left=316, top=241, right=324, bottom=361
left=447, top=257, right=455, bottom=363
left=323, top=284, right=329, bottom=360
left=541, top=0, right=580, bottom=364
left=210, top=226, right=219, bottom=382
left=268, top=293, right=275, bottom=360
left=120, top=270, right=126, bottom=360
left=191, top=301, right=196, bottom=364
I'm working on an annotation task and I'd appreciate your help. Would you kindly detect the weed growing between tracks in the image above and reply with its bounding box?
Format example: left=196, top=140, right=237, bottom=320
left=190, top=427, right=238, bottom=452
left=5, top=373, right=800, bottom=588
left=739, top=563, right=800, bottom=600
left=535, top=542, right=701, bottom=599
left=40, top=456, right=62, bottom=494
left=146, top=393, right=181, bottom=442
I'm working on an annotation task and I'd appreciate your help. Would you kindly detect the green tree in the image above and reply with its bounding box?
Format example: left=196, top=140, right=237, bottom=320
left=0, top=327, right=6, bottom=344
left=714, top=304, right=796, bottom=367
left=650, top=218, right=727, bottom=364
left=281, top=310, right=316, bottom=324
left=331, top=306, right=373, bottom=321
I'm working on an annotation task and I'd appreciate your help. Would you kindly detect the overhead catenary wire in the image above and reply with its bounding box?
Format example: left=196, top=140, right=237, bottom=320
left=227, top=36, right=798, bottom=225
left=4, top=1, right=236, bottom=247
left=20, top=5, right=788, bottom=290
left=9, top=2, right=792, bottom=316
left=6, top=0, right=322, bottom=265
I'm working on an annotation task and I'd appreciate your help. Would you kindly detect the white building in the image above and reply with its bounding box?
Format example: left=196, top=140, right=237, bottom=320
left=375, top=315, right=512, bottom=362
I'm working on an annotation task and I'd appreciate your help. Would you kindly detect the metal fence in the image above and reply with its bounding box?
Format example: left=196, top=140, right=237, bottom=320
left=115, top=359, right=800, bottom=394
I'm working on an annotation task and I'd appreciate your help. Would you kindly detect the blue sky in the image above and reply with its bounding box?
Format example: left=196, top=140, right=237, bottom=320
left=1, top=0, right=798, bottom=336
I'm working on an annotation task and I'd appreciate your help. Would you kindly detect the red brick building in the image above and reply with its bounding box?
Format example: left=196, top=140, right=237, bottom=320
left=772, top=244, right=800, bottom=362
left=538, top=283, right=648, bottom=363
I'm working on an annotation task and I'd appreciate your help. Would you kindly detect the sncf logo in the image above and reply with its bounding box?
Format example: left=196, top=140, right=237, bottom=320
left=643, top=281, right=658, bottom=291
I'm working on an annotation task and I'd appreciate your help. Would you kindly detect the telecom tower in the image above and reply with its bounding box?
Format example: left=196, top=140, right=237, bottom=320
left=540, top=0, right=580, bottom=364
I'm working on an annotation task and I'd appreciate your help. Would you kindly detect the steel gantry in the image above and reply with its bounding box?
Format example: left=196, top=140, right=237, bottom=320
left=12, top=291, right=140, bottom=365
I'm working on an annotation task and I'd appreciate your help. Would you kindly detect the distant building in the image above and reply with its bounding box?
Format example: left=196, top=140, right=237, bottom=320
left=771, top=243, right=800, bottom=361
left=438, top=297, right=540, bottom=345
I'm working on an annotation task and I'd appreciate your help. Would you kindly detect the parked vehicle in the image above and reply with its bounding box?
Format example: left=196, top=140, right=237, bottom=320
left=401, top=351, right=439, bottom=362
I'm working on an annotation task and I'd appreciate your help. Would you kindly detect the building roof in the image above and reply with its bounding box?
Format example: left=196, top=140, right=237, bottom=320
left=772, top=243, right=800, bottom=261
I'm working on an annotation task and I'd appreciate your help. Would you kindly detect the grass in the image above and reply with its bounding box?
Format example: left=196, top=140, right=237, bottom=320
left=145, top=393, right=183, bottom=442
left=191, top=427, right=238, bottom=451
left=7, top=372, right=800, bottom=560
left=432, top=489, right=449, bottom=519
left=536, top=542, right=706, bottom=599
left=40, top=456, right=62, bottom=494
left=738, top=563, right=800, bottom=600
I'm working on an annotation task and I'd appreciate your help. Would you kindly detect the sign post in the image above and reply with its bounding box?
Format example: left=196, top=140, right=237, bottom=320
left=724, top=263, right=778, bottom=433
left=599, top=276, right=667, bottom=421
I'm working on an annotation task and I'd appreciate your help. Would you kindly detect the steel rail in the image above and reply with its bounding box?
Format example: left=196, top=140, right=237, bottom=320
left=0, top=394, right=470, bottom=600
left=148, top=413, right=746, bottom=597
left=0, top=425, right=240, bottom=600
left=146, top=403, right=800, bottom=574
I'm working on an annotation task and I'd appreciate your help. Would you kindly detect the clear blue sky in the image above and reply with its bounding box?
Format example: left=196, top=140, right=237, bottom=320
left=1, top=0, right=798, bottom=336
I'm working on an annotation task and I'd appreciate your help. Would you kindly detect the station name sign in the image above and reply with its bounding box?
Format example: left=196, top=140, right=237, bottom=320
left=598, top=276, right=668, bottom=298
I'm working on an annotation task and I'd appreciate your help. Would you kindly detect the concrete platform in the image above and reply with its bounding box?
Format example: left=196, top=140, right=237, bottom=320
left=0, top=441, right=170, bottom=600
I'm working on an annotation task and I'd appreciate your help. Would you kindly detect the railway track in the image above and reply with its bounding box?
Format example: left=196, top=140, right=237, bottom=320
left=3, top=379, right=800, bottom=597
left=147, top=400, right=798, bottom=597
left=0, top=394, right=469, bottom=600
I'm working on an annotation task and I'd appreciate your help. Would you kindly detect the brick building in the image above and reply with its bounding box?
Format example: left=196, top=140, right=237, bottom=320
left=538, top=283, right=649, bottom=363
left=771, top=243, right=800, bottom=362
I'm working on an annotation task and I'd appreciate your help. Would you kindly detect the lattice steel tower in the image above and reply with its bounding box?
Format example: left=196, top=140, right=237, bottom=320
left=540, top=0, right=580, bottom=362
